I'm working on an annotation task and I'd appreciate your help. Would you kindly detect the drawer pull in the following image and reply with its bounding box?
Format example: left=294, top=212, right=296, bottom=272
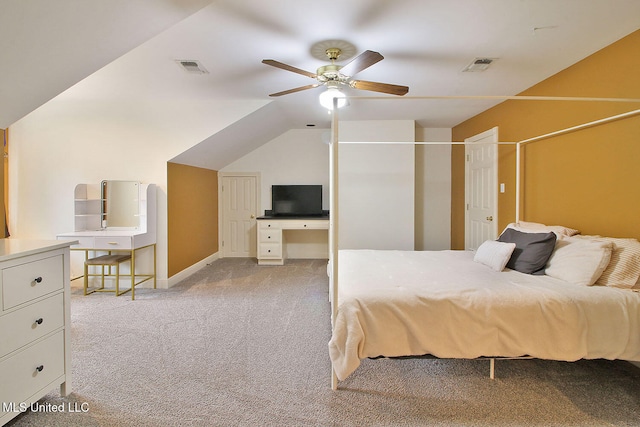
left=34, top=276, right=43, bottom=284
left=268, top=236, right=271, bottom=239
left=36, top=365, right=44, bottom=373
left=108, top=242, right=119, bottom=245
left=35, top=318, right=44, bottom=325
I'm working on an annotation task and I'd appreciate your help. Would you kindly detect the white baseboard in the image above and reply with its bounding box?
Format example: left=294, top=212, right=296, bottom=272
left=163, top=252, right=220, bottom=289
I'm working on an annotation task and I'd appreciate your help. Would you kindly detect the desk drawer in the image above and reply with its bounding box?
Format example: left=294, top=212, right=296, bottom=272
left=258, top=243, right=282, bottom=258
left=0, top=331, right=65, bottom=410
left=0, top=293, right=64, bottom=358
left=71, top=236, right=95, bottom=249
left=258, top=221, right=281, bottom=230
left=284, top=220, right=329, bottom=230
left=94, top=236, right=132, bottom=250
left=2, top=255, right=64, bottom=310
left=259, top=229, right=281, bottom=244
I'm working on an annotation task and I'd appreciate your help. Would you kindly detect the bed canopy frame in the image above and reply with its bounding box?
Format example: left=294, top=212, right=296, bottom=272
left=327, top=95, right=640, bottom=389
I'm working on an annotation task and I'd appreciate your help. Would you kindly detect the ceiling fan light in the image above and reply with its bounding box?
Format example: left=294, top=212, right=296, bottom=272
left=319, top=87, right=347, bottom=110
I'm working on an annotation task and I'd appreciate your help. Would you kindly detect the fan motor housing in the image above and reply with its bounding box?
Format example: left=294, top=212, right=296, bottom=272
left=316, top=64, right=343, bottom=82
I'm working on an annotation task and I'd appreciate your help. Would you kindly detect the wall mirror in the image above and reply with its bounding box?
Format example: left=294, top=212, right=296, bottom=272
left=101, top=180, right=140, bottom=228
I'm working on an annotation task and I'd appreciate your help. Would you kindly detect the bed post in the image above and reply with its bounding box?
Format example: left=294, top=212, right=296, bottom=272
left=514, top=107, right=640, bottom=224
left=515, top=142, right=521, bottom=223
left=330, top=97, right=340, bottom=390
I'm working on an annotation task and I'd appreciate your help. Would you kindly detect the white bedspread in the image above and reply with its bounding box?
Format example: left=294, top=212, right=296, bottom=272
left=328, top=249, right=640, bottom=381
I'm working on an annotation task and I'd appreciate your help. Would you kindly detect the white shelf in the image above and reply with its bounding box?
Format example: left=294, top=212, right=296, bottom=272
left=74, top=184, right=103, bottom=231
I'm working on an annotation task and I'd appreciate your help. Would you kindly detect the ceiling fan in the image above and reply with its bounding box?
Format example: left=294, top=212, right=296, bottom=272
left=262, top=47, right=409, bottom=100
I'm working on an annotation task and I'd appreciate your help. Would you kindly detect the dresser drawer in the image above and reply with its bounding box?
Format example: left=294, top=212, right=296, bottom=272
left=0, top=331, right=65, bottom=410
left=0, top=293, right=64, bottom=358
left=2, top=255, right=63, bottom=310
left=258, top=243, right=282, bottom=258
left=258, top=221, right=281, bottom=230
left=94, top=236, right=132, bottom=250
left=259, top=229, right=281, bottom=244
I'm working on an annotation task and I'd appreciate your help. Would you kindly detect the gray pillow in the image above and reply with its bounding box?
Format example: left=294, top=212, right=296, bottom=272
left=497, top=228, right=557, bottom=274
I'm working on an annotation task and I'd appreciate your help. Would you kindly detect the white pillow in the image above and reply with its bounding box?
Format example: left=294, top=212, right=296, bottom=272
left=573, top=235, right=640, bottom=288
left=474, top=240, right=516, bottom=272
left=504, top=221, right=580, bottom=238
left=596, top=238, right=640, bottom=288
left=545, top=237, right=613, bottom=286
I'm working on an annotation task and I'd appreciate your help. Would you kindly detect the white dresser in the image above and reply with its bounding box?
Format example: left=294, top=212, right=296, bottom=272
left=0, top=240, right=74, bottom=426
left=257, top=218, right=329, bottom=265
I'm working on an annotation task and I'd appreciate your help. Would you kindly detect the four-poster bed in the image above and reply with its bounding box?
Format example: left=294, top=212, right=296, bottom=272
left=327, top=96, right=640, bottom=389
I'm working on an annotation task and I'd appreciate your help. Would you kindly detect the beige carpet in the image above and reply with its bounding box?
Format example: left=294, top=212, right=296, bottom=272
left=6, top=258, right=640, bottom=426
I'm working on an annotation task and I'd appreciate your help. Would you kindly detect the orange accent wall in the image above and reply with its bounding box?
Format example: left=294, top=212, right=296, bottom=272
left=451, top=30, right=640, bottom=249
left=167, top=162, right=218, bottom=277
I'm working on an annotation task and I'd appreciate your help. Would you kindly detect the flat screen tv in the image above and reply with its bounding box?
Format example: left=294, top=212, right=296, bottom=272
left=271, top=185, right=323, bottom=216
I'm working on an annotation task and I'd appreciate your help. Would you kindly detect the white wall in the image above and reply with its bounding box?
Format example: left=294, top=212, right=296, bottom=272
left=338, top=120, right=415, bottom=250
left=222, top=124, right=452, bottom=254
left=221, top=128, right=330, bottom=214
left=8, top=96, right=267, bottom=285
left=8, top=93, right=453, bottom=282
left=416, top=127, right=452, bottom=250
left=221, top=128, right=330, bottom=259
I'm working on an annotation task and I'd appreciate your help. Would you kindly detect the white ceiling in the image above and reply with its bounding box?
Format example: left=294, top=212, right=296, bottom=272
left=0, top=0, right=212, bottom=129
left=2, top=0, right=639, bottom=169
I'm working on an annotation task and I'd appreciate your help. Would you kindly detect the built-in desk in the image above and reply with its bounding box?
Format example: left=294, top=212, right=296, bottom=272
left=256, top=216, right=329, bottom=265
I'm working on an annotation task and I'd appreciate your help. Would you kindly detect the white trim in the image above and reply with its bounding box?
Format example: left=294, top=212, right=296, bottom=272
left=166, top=252, right=219, bottom=288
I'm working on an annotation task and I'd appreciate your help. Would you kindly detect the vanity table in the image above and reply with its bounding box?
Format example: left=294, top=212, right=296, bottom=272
left=57, top=181, right=156, bottom=299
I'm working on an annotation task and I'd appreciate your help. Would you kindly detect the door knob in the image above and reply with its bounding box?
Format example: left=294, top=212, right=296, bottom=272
left=486, top=216, right=493, bottom=221
left=250, top=214, right=255, bottom=219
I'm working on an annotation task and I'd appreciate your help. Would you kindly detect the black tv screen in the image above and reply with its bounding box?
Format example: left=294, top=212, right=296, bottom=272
left=272, top=185, right=323, bottom=216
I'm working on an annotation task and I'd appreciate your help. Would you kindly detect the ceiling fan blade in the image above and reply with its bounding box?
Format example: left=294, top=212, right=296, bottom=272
left=268, top=84, right=320, bottom=97
left=351, top=80, right=409, bottom=96
left=262, top=59, right=317, bottom=78
left=339, top=50, right=384, bottom=76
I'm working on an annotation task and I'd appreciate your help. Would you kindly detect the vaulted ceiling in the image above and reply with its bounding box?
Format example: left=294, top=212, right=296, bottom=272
left=2, top=0, right=639, bottom=169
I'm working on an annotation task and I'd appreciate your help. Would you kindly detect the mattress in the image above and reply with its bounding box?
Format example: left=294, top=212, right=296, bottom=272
left=328, top=249, right=640, bottom=381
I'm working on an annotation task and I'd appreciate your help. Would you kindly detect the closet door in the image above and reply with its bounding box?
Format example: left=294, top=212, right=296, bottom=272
left=221, top=174, right=258, bottom=257
left=465, top=127, right=498, bottom=250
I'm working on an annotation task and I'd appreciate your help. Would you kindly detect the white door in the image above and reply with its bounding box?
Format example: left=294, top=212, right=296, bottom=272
left=465, top=127, right=498, bottom=250
left=221, top=174, right=258, bottom=257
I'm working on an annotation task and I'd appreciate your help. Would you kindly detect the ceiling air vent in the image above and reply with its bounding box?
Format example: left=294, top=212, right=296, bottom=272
left=176, top=60, right=209, bottom=74
left=462, top=58, right=496, bottom=72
